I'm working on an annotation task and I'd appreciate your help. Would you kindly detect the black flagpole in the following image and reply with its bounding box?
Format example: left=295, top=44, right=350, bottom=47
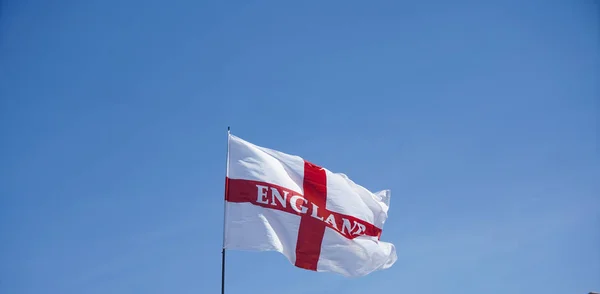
left=221, top=244, right=226, bottom=294
left=221, top=126, right=230, bottom=294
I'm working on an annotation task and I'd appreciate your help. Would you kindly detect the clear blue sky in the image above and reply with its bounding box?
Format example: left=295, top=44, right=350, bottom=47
left=1, top=0, right=598, bottom=293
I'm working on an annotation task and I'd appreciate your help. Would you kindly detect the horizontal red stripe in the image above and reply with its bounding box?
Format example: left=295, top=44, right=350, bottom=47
left=226, top=177, right=381, bottom=240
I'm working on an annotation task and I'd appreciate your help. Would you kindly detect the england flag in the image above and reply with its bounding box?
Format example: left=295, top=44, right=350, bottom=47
left=223, top=133, right=397, bottom=277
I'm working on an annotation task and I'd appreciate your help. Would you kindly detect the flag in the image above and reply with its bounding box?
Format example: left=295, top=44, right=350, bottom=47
left=223, top=133, right=397, bottom=277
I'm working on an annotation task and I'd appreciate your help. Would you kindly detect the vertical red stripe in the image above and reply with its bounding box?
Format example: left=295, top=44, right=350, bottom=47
left=294, top=161, right=328, bottom=271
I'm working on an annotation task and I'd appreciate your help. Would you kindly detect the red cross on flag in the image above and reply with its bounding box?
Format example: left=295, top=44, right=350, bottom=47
left=223, top=133, right=397, bottom=277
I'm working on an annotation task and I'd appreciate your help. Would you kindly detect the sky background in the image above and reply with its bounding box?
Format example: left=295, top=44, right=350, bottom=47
left=1, top=0, right=598, bottom=293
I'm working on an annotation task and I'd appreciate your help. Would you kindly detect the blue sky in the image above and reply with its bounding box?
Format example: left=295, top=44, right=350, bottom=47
left=1, top=0, right=598, bottom=293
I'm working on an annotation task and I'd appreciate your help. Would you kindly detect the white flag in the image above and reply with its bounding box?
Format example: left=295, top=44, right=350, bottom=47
left=224, top=133, right=397, bottom=277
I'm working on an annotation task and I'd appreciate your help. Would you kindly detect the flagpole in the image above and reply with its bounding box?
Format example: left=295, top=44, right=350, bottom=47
left=221, top=126, right=230, bottom=294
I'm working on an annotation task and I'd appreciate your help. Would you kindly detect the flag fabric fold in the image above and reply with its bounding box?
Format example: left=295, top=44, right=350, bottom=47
left=223, top=133, right=397, bottom=277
